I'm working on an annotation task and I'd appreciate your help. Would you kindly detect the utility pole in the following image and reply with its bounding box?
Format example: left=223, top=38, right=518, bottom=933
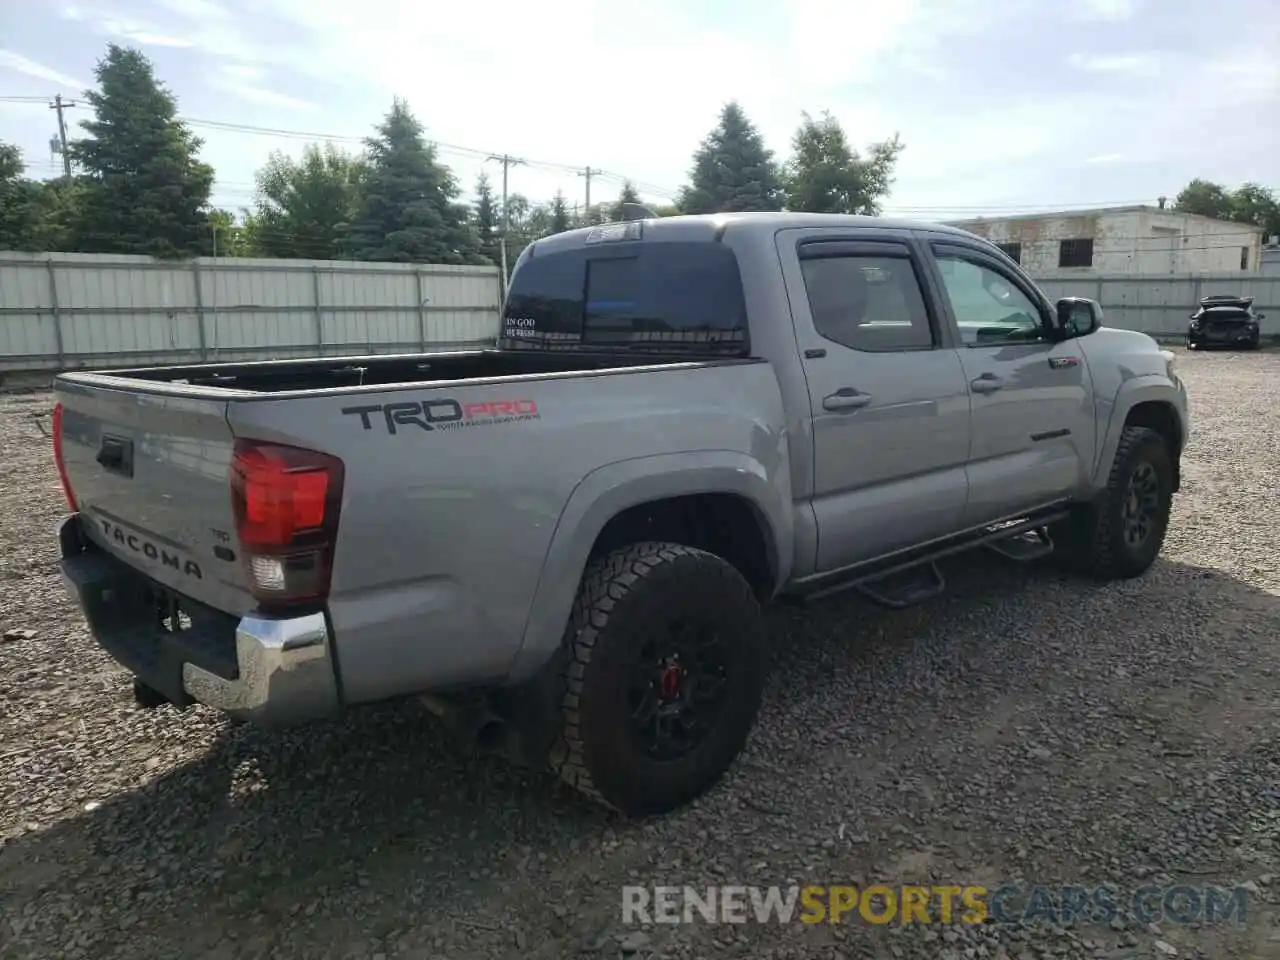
left=578, top=166, right=597, bottom=224
left=50, top=94, right=78, bottom=179
left=486, top=153, right=526, bottom=298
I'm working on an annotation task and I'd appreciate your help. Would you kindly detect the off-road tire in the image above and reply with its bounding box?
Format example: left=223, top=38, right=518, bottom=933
left=1052, top=425, right=1174, bottom=580
left=548, top=541, right=766, bottom=817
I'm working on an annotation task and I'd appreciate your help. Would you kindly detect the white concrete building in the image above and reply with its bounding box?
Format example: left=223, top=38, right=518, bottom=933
left=945, top=205, right=1264, bottom=276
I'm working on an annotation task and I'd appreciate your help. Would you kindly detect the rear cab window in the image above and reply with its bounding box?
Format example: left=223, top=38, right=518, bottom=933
left=500, top=238, right=750, bottom=355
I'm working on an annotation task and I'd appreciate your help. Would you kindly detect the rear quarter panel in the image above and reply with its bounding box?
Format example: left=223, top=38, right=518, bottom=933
left=228, top=360, right=791, bottom=703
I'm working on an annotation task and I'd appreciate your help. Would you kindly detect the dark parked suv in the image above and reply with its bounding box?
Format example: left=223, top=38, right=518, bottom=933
left=1187, top=295, right=1265, bottom=350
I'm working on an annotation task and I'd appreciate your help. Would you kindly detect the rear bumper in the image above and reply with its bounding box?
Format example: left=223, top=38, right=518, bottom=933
left=1188, top=327, right=1258, bottom=346
left=58, top=514, right=339, bottom=725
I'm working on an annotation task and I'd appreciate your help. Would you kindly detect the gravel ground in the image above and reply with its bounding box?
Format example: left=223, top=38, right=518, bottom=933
left=3, top=348, right=1280, bottom=960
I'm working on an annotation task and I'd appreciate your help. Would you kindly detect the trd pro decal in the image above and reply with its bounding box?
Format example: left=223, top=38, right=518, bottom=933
left=341, top=398, right=540, bottom=435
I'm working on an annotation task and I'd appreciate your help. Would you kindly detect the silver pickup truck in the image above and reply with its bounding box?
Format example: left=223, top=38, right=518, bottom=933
left=53, top=212, right=1189, bottom=816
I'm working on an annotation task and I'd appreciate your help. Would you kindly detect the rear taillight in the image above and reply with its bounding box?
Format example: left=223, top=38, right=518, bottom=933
left=51, top=402, right=77, bottom=511
left=229, top=439, right=344, bottom=607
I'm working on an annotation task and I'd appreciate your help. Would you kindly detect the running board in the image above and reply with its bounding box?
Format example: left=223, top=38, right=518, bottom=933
left=786, top=508, right=1071, bottom=609
left=986, top=527, right=1055, bottom=563
left=853, top=561, right=945, bottom=610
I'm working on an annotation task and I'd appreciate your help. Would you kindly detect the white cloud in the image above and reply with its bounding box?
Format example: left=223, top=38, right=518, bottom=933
left=1068, top=52, right=1161, bottom=77
left=243, top=0, right=945, bottom=204
left=60, top=6, right=195, bottom=48
left=212, top=64, right=315, bottom=111
left=155, top=0, right=231, bottom=18
left=1076, top=0, right=1141, bottom=21
left=0, top=50, right=86, bottom=90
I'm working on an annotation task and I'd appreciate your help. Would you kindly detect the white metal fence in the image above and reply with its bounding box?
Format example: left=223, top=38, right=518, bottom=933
left=1034, top=273, right=1279, bottom=337
left=2, top=253, right=1278, bottom=377
left=0, top=252, right=502, bottom=373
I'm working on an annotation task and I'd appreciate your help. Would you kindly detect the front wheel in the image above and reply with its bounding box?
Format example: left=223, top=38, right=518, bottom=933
left=549, top=542, right=766, bottom=817
left=1052, top=426, right=1174, bottom=580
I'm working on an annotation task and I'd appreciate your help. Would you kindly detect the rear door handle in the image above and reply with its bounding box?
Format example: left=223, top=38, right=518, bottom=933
left=823, top=389, right=872, bottom=411
left=969, top=374, right=1004, bottom=394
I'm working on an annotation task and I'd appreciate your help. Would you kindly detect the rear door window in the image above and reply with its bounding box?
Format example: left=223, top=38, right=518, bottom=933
left=502, top=242, right=749, bottom=352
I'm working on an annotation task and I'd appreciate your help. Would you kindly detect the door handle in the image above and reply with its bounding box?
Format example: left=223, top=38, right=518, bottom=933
left=823, top=389, right=872, bottom=411
left=969, top=374, right=1004, bottom=394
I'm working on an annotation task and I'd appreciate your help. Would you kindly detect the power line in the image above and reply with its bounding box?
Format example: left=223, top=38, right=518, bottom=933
left=5, top=92, right=1273, bottom=222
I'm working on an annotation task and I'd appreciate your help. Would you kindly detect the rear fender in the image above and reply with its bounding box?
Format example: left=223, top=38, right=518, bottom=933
left=503, top=450, right=792, bottom=684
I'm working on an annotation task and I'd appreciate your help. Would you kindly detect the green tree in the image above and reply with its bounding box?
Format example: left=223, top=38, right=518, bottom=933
left=1229, top=182, right=1280, bottom=239
left=0, top=142, right=44, bottom=250
left=1174, top=179, right=1234, bottom=221
left=783, top=111, right=903, bottom=215
left=472, top=172, right=499, bottom=263
left=549, top=190, right=571, bottom=233
left=209, top=208, right=252, bottom=256
left=342, top=99, right=482, bottom=264
left=678, top=101, right=783, bottom=214
left=243, top=143, right=363, bottom=260
left=69, top=43, right=214, bottom=258
left=652, top=203, right=682, bottom=218
left=1174, top=178, right=1280, bottom=241
left=609, top=180, right=641, bottom=221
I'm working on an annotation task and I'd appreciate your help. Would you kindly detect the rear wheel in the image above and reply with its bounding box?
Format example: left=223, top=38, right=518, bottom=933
left=549, top=542, right=766, bottom=816
left=1052, top=426, right=1174, bottom=580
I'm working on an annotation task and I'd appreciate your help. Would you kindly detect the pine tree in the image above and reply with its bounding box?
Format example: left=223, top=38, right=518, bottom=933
left=472, top=172, right=499, bottom=263
left=678, top=102, right=783, bottom=214
left=549, top=190, right=570, bottom=233
left=69, top=43, right=214, bottom=257
left=342, top=99, right=482, bottom=264
left=610, top=180, right=641, bottom=220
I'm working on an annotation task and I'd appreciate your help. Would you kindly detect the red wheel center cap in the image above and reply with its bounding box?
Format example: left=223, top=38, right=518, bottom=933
left=659, top=665, right=681, bottom=699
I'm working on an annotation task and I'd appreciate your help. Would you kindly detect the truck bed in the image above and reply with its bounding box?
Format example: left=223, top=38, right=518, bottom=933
left=68, top=348, right=696, bottom=394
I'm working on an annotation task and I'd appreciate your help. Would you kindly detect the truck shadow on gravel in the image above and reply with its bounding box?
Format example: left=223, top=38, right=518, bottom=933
left=3, top=552, right=1279, bottom=957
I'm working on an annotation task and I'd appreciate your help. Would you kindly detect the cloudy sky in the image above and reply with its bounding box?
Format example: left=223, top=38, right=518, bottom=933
left=1, top=0, right=1277, bottom=220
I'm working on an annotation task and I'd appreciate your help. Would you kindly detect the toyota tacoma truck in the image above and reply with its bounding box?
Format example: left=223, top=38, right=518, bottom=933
left=52, top=212, right=1189, bottom=817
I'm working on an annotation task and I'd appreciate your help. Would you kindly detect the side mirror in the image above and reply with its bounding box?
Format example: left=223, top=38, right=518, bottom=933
left=1258, top=313, right=1267, bottom=320
left=1189, top=312, right=1198, bottom=319
left=1055, top=297, right=1101, bottom=339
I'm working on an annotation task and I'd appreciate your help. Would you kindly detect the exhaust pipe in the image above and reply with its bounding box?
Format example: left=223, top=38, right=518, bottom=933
left=420, top=694, right=508, bottom=751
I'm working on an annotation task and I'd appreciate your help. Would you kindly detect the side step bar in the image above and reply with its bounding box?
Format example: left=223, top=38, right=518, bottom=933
left=787, top=508, right=1070, bottom=609
left=986, top=527, right=1055, bottom=563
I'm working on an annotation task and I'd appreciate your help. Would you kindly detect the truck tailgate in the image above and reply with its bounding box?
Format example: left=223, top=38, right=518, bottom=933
left=56, top=382, right=252, bottom=617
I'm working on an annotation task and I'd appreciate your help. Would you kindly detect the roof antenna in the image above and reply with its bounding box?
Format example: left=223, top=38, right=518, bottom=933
left=620, top=202, right=656, bottom=221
